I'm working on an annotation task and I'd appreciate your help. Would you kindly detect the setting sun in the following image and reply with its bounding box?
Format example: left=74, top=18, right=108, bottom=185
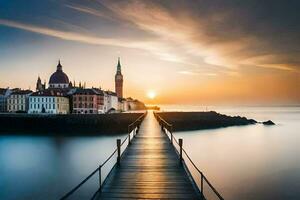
left=147, top=91, right=156, bottom=99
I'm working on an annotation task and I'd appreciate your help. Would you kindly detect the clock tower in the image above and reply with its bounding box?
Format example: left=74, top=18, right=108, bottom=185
left=115, top=57, right=123, bottom=98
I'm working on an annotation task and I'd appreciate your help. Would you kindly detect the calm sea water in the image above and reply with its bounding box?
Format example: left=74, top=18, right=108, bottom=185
left=0, top=134, right=127, bottom=200
left=161, top=105, right=300, bottom=200
left=0, top=106, right=299, bottom=200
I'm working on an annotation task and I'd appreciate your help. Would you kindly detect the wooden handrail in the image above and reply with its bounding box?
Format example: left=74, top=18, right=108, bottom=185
left=154, top=112, right=224, bottom=200
left=60, top=111, right=147, bottom=200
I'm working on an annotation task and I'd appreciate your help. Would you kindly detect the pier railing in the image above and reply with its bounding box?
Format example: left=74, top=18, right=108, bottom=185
left=154, top=112, right=224, bottom=200
left=60, top=112, right=147, bottom=200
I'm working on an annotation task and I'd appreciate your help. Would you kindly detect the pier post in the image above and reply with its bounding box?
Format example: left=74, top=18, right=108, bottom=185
left=117, top=139, right=121, bottom=165
left=179, top=138, right=183, bottom=162
left=99, top=166, right=102, bottom=191
left=128, top=129, right=131, bottom=145
left=128, top=126, right=131, bottom=145
left=200, top=172, right=204, bottom=196
left=170, top=125, right=173, bottom=144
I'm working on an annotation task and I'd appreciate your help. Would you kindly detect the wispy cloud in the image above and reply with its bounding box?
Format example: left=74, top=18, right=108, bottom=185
left=2, top=0, right=300, bottom=73
left=0, top=18, right=199, bottom=68
left=65, top=4, right=116, bottom=21
left=96, top=0, right=300, bottom=72
left=0, top=19, right=124, bottom=46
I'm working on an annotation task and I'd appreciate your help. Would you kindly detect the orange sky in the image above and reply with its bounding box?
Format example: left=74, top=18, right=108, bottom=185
left=0, top=0, right=299, bottom=105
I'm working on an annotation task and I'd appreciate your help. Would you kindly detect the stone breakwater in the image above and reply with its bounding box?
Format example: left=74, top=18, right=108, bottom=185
left=155, top=111, right=271, bottom=132
left=0, top=113, right=144, bottom=135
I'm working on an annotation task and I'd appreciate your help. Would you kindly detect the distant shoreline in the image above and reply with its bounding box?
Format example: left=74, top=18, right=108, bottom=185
left=0, top=113, right=143, bottom=136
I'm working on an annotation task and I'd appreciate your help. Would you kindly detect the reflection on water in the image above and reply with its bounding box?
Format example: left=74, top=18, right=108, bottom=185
left=0, top=134, right=126, bottom=200
left=170, top=106, right=300, bottom=200
left=1, top=106, right=300, bottom=200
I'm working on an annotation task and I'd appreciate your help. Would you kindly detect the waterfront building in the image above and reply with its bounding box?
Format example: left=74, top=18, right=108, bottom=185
left=72, top=88, right=105, bottom=114
left=115, top=58, right=123, bottom=99
left=28, top=89, right=70, bottom=114
left=7, top=90, right=33, bottom=113
left=48, top=61, right=71, bottom=89
left=104, top=91, right=118, bottom=113
left=126, top=97, right=147, bottom=110
left=120, top=98, right=129, bottom=112
left=0, top=88, right=12, bottom=112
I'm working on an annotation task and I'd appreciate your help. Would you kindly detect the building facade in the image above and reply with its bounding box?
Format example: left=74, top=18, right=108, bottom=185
left=104, top=91, right=119, bottom=113
left=7, top=90, right=33, bottom=113
left=28, top=90, right=70, bottom=114
left=115, top=58, right=123, bottom=99
left=72, top=88, right=105, bottom=114
left=0, top=88, right=12, bottom=112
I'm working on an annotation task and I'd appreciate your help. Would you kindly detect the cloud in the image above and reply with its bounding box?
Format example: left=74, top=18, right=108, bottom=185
left=2, top=0, right=300, bottom=74
left=0, top=18, right=170, bottom=57
left=65, top=4, right=116, bottom=22
left=96, top=0, right=300, bottom=72
left=0, top=19, right=124, bottom=46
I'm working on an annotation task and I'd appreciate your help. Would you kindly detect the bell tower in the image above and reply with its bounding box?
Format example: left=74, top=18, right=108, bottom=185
left=115, top=57, right=123, bottom=98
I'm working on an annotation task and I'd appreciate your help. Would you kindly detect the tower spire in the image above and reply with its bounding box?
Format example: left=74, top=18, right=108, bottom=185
left=115, top=57, right=123, bottom=98
left=117, top=57, right=121, bottom=72
left=57, top=59, right=62, bottom=71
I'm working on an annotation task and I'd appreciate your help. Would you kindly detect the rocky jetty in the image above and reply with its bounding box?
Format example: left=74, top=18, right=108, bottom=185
left=156, top=111, right=257, bottom=131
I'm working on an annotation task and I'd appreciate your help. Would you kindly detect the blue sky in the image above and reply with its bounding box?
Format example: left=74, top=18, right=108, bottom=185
left=0, top=0, right=300, bottom=104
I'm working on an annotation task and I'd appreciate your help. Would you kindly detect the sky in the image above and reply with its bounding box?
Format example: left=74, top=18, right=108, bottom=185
left=0, top=0, right=299, bottom=105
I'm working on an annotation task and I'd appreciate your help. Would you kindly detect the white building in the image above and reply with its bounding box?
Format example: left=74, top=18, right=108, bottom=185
left=7, top=90, right=33, bottom=113
left=28, top=90, right=70, bottom=114
left=104, top=91, right=118, bottom=113
left=0, top=88, right=12, bottom=112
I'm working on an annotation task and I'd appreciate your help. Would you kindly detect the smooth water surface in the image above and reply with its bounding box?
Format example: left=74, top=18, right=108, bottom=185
left=1, top=106, right=299, bottom=200
left=0, top=134, right=126, bottom=200
left=161, top=105, right=300, bottom=200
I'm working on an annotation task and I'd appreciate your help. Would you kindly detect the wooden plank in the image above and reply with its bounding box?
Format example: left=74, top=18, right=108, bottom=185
left=97, top=112, right=202, bottom=200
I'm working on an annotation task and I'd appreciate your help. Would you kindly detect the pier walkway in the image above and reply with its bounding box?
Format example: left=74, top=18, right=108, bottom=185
left=60, top=111, right=224, bottom=200
left=99, top=111, right=202, bottom=199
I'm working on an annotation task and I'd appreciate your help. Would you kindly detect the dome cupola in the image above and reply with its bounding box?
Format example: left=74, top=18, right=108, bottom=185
left=49, top=60, right=70, bottom=88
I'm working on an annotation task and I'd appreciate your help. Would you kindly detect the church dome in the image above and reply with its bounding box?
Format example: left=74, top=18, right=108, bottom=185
left=49, top=61, right=69, bottom=84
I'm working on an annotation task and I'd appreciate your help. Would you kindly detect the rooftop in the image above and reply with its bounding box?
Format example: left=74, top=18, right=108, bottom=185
left=11, top=90, right=33, bottom=95
left=73, top=88, right=104, bottom=95
left=31, top=89, right=68, bottom=97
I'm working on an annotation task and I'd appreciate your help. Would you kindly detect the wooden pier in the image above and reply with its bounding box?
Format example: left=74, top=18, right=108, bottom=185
left=99, top=111, right=202, bottom=199
left=60, top=111, right=223, bottom=200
